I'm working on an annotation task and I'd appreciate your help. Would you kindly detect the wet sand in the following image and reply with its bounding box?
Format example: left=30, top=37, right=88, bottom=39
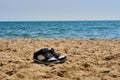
left=0, top=38, right=120, bottom=80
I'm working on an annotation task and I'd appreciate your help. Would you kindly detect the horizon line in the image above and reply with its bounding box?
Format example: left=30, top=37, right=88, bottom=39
left=0, top=19, right=120, bottom=22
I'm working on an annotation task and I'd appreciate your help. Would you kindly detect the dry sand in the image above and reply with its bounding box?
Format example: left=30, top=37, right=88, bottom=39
left=0, top=38, right=120, bottom=80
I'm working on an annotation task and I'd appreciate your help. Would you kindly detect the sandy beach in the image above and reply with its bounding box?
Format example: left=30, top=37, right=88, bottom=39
left=0, top=38, right=120, bottom=80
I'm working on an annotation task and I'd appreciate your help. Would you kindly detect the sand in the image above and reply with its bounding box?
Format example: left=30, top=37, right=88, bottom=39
left=0, top=38, right=120, bottom=80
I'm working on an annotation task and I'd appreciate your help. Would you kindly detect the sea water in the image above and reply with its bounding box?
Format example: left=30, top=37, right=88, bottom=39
left=0, top=21, right=120, bottom=38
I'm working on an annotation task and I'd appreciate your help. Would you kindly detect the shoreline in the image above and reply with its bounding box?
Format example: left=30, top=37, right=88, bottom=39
left=0, top=38, right=120, bottom=80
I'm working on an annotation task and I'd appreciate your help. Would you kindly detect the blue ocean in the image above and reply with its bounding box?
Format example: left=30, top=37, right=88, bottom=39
left=0, top=21, right=120, bottom=38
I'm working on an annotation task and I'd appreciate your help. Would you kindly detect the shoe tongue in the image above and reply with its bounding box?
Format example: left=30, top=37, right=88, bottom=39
left=49, top=48, right=54, bottom=53
left=50, top=48, right=55, bottom=52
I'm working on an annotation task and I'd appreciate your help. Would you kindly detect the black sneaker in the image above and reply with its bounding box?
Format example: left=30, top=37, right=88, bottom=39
left=33, top=48, right=58, bottom=64
left=49, top=48, right=67, bottom=63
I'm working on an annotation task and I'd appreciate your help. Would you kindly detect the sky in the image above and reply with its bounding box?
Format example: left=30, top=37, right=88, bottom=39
left=0, top=0, right=120, bottom=21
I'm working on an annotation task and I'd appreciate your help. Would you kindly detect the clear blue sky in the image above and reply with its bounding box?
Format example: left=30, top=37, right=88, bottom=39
left=0, top=0, right=120, bottom=21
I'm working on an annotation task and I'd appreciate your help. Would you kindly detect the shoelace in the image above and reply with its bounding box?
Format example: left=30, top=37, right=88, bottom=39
left=45, top=52, right=54, bottom=58
left=49, top=49, right=59, bottom=58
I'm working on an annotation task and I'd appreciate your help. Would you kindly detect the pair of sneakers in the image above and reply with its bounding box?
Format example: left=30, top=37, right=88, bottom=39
left=33, top=48, right=67, bottom=64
